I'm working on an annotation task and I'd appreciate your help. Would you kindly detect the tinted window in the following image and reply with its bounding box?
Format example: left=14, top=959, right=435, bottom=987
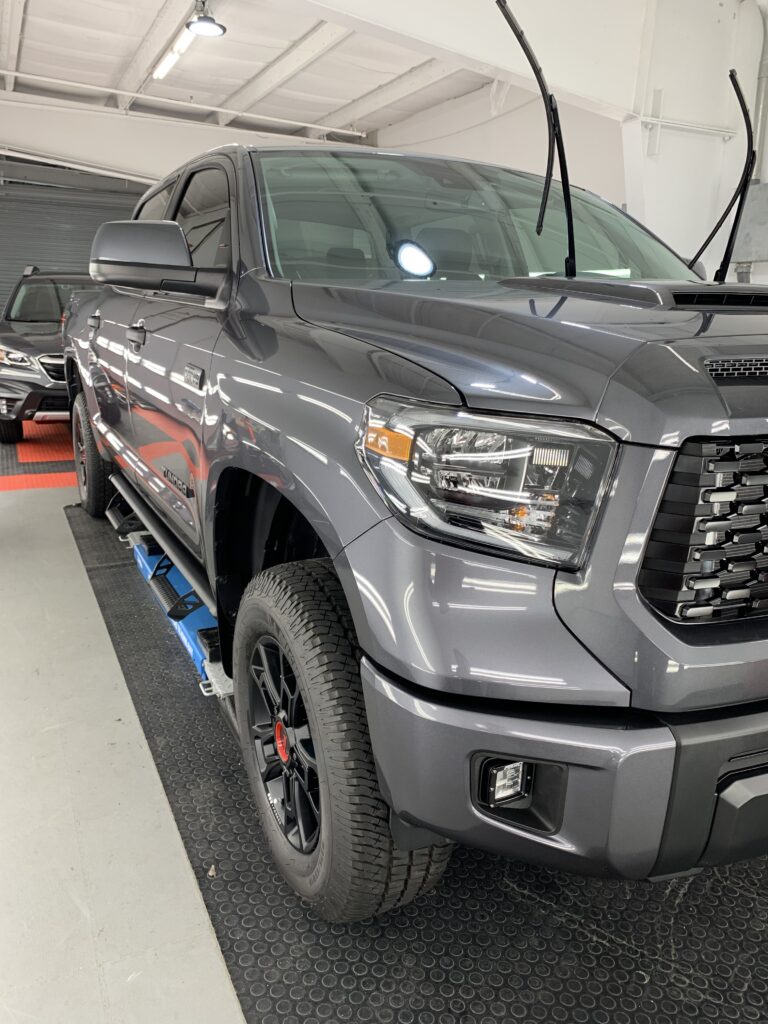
left=136, top=183, right=174, bottom=221
left=8, top=280, right=84, bottom=323
left=256, top=151, right=696, bottom=284
left=173, top=168, right=231, bottom=268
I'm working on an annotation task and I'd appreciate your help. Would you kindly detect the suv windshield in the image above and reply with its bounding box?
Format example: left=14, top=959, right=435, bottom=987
left=255, top=151, right=696, bottom=285
left=7, top=280, right=83, bottom=323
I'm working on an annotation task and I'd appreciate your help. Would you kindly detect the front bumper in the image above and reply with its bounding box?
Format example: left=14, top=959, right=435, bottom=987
left=0, top=378, right=69, bottom=422
left=363, top=659, right=768, bottom=877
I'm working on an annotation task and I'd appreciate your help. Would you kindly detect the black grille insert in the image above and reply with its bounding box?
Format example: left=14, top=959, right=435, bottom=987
left=639, top=437, right=768, bottom=622
left=707, top=358, right=768, bottom=385
left=38, top=354, right=65, bottom=382
left=672, top=291, right=768, bottom=309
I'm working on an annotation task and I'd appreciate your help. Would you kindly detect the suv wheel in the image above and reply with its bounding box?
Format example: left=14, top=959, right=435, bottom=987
left=0, top=419, right=23, bottom=444
left=233, top=558, right=452, bottom=922
left=72, top=393, right=111, bottom=517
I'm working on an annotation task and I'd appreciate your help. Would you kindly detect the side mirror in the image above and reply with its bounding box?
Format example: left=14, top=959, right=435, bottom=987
left=689, top=258, right=707, bottom=280
left=89, top=220, right=226, bottom=297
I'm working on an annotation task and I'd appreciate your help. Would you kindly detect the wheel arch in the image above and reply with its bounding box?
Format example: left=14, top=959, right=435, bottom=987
left=211, top=466, right=342, bottom=674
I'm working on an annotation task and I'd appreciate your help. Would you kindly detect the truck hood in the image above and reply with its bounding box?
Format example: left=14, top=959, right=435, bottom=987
left=0, top=319, right=62, bottom=358
left=292, top=279, right=768, bottom=447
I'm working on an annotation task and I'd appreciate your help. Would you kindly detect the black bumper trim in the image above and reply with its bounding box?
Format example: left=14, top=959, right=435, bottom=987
left=653, top=702, right=768, bottom=874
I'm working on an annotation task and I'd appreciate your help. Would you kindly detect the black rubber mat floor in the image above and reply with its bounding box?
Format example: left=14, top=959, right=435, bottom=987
left=66, top=504, right=768, bottom=1024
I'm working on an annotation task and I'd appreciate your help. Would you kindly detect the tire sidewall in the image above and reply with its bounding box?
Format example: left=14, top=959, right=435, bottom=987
left=233, top=589, right=338, bottom=903
left=72, top=396, right=89, bottom=507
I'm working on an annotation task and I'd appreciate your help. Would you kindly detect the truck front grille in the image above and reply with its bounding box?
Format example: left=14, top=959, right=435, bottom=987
left=638, top=438, right=768, bottom=622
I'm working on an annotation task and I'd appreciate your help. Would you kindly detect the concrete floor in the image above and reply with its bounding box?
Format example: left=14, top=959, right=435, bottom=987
left=0, top=487, right=244, bottom=1024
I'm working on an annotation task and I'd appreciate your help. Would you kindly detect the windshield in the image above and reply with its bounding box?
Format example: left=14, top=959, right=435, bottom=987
left=255, top=151, right=696, bottom=285
left=7, top=280, right=84, bottom=323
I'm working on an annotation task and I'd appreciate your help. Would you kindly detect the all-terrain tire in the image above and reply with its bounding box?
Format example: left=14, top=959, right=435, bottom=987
left=0, top=419, right=23, bottom=444
left=233, top=558, right=453, bottom=922
left=72, top=392, right=112, bottom=517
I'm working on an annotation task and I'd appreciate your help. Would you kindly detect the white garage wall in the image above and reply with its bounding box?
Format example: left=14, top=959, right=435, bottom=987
left=623, top=0, right=764, bottom=279
left=374, top=82, right=626, bottom=206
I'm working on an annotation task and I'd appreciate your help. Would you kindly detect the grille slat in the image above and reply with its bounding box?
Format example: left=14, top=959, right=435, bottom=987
left=38, top=354, right=65, bottom=383
left=707, top=357, right=768, bottom=385
left=639, top=437, right=768, bottom=623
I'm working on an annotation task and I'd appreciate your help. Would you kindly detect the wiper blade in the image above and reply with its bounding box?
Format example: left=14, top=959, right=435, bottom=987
left=494, top=1, right=576, bottom=278
left=688, top=69, right=756, bottom=284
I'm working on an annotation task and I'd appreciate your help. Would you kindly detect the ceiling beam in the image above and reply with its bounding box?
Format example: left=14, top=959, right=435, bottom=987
left=217, top=21, right=351, bottom=126
left=114, top=0, right=194, bottom=109
left=0, top=157, right=145, bottom=193
left=0, top=0, right=27, bottom=91
left=319, top=58, right=455, bottom=130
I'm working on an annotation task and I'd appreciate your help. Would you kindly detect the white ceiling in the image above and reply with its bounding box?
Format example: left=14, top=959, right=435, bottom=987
left=0, top=0, right=490, bottom=139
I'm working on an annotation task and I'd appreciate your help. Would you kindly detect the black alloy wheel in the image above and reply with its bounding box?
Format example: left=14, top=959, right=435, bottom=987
left=73, top=404, right=88, bottom=498
left=72, top=392, right=111, bottom=517
left=247, top=635, right=320, bottom=853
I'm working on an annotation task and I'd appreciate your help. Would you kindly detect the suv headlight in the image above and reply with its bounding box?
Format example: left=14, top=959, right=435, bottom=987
left=0, top=346, right=32, bottom=368
left=357, top=398, right=617, bottom=569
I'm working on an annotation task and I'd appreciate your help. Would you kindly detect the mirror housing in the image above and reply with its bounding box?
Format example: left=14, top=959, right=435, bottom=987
left=89, top=220, right=226, bottom=297
left=689, top=258, right=707, bottom=280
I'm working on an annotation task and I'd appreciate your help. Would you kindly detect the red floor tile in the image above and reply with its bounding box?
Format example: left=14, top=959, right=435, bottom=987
left=16, top=422, right=73, bottom=464
left=0, top=471, right=77, bottom=491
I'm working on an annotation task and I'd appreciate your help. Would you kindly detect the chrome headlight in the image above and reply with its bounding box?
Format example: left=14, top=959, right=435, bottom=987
left=357, top=398, right=617, bottom=569
left=0, top=345, right=33, bottom=368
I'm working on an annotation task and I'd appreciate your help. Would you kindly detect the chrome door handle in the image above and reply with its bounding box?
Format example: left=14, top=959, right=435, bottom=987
left=126, top=323, right=146, bottom=351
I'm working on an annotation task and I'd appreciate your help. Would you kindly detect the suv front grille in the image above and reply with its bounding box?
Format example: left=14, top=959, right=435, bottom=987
left=639, top=438, right=768, bottom=622
left=38, top=354, right=65, bottom=382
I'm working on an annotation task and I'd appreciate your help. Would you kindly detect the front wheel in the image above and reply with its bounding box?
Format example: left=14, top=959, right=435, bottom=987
left=0, top=419, right=23, bottom=444
left=233, top=558, right=452, bottom=922
left=72, top=392, right=112, bottom=517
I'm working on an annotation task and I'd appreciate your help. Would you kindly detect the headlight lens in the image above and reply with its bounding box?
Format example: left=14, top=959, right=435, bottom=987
left=0, top=346, right=32, bottom=368
left=357, top=398, right=617, bottom=568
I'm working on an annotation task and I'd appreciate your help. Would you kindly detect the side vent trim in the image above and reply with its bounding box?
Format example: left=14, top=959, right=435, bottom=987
left=707, top=358, right=768, bottom=386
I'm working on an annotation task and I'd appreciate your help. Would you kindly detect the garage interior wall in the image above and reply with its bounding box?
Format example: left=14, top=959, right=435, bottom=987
left=1, top=0, right=767, bottom=281
left=374, top=85, right=626, bottom=208
left=0, top=180, right=139, bottom=307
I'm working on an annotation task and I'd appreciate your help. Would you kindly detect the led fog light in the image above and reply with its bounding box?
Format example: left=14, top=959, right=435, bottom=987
left=489, top=761, right=532, bottom=806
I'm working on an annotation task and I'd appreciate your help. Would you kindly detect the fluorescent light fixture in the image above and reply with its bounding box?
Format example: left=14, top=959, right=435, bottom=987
left=186, top=0, right=226, bottom=36
left=152, top=27, right=197, bottom=80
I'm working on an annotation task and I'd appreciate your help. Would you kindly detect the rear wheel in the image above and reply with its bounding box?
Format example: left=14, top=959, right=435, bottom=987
left=233, top=558, right=452, bottom=922
left=72, top=393, right=111, bottom=517
left=0, top=419, right=23, bottom=444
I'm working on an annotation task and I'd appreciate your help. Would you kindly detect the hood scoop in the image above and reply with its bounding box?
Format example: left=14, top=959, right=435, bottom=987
left=706, top=357, right=768, bottom=385
left=502, top=277, right=768, bottom=311
left=672, top=289, right=768, bottom=310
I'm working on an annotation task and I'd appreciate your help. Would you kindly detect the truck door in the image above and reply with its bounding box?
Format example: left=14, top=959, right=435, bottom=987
left=121, top=163, right=232, bottom=561
left=80, top=289, right=141, bottom=474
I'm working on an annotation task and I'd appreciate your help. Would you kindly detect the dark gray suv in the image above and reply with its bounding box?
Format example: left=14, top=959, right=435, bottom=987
left=64, top=144, right=768, bottom=921
left=0, top=268, right=90, bottom=443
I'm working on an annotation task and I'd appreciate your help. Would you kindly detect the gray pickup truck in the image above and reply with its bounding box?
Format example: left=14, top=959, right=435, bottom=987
left=64, top=143, right=768, bottom=921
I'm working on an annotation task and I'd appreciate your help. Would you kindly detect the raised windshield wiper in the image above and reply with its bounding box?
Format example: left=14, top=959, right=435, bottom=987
left=688, top=69, right=756, bottom=284
left=494, top=1, right=577, bottom=278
